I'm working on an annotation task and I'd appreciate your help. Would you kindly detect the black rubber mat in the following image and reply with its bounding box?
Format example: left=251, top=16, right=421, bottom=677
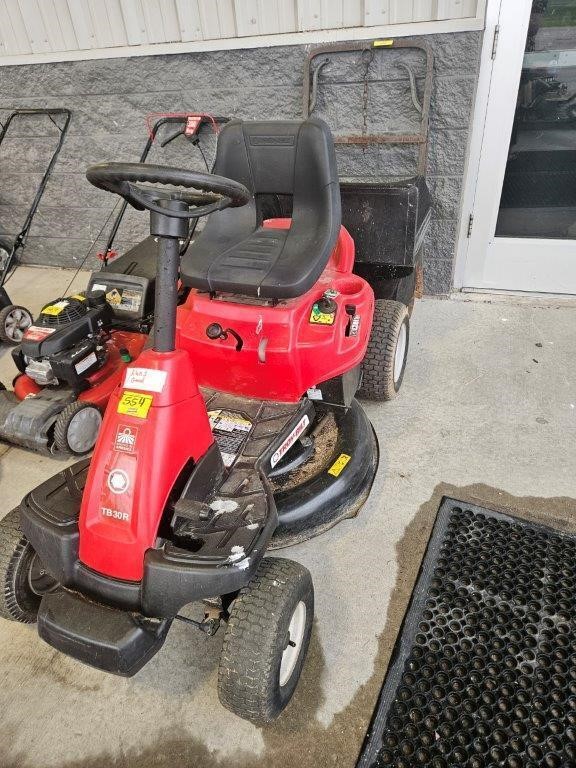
left=357, top=497, right=576, bottom=768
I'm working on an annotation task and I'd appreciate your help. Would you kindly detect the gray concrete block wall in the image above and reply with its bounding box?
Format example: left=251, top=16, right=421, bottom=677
left=0, top=31, right=481, bottom=294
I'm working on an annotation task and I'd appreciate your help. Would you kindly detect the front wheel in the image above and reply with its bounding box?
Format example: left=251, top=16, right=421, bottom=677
left=0, top=508, right=58, bottom=623
left=0, top=304, right=32, bottom=345
left=217, top=557, right=314, bottom=724
left=358, top=299, right=409, bottom=401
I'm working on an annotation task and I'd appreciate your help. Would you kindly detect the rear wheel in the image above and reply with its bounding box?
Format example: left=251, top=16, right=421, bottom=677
left=358, top=299, right=409, bottom=401
left=0, top=304, right=32, bottom=345
left=218, top=557, right=314, bottom=724
left=0, top=508, right=58, bottom=623
left=53, top=401, right=102, bottom=455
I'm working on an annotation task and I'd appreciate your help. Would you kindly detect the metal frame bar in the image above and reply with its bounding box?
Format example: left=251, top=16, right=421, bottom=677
left=0, top=108, right=72, bottom=294
left=102, top=114, right=227, bottom=259
left=303, top=38, right=434, bottom=175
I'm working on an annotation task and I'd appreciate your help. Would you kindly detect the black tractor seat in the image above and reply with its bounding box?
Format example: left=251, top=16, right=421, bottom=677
left=181, top=119, right=341, bottom=300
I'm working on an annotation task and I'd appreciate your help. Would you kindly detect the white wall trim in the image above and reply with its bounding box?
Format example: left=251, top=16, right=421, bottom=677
left=0, top=16, right=485, bottom=67
left=452, top=0, right=501, bottom=290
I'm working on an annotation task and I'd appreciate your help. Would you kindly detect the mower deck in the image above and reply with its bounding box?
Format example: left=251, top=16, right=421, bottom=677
left=20, top=392, right=376, bottom=619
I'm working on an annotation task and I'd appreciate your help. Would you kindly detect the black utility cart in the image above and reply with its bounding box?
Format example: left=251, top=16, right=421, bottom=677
left=304, top=39, right=433, bottom=400
left=0, top=109, right=71, bottom=344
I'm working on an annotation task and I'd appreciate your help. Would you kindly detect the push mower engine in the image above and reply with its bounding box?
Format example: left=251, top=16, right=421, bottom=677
left=0, top=255, right=154, bottom=455
left=13, top=292, right=113, bottom=390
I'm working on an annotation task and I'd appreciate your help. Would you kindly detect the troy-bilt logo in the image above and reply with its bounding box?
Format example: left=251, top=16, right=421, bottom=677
left=270, top=415, right=310, bottom=468
left=101, top=507, right=130, bottom=522
left=107, top=468, right=130, bottom=495
left=115, top=424, right=138, bottom=453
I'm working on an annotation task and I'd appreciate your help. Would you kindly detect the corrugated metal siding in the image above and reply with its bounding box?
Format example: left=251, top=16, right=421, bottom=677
left=0, top=0, right=482, bottom=58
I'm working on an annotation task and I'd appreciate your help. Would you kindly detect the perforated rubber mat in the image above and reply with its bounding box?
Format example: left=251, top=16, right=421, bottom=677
left=357, top=497, right=576, bottom=768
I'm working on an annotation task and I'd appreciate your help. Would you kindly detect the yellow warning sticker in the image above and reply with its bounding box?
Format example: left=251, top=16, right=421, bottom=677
left=328, top=453, right=351, bottom=477
left=309, top=304, right=336, bottom=325
left=41, top=300, right=69, bottom=316
left=117, top=390, right=153, bottom=419
left=373, top=38, right=394, bottom=47
left=107, top=288, right=122, bottom=305
left=72, top=294, right=86, bottom=301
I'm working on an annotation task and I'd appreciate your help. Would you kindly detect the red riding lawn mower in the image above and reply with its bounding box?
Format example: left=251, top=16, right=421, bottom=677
left=0, top=113, right=222, bottom=455
left=0, top=118, right=427, bottom=722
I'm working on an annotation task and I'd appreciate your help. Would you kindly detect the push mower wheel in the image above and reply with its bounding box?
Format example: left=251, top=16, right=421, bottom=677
left=0, top=304, right=33, bottom=345
left=0, top=507, right=58, bottom=623
left=217, top=557, right=314, bottom=724
left=53, top=401, right=102, bottom=455
left=358, top=299, right=409, bottom=401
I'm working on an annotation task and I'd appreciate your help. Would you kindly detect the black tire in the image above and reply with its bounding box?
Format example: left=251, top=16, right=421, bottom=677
left=0, top=507, right=58, bottom=623
left=0, top=304, right=33, bottom=345
left=218, top=557, right=314, bottom=724
left=358, top=299, right=409, bottom=401
left=53, top=401, right=102, bottom=455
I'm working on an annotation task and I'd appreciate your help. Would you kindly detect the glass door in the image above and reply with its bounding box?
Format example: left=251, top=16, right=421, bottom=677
left=463, top=0, right=576, bottom=294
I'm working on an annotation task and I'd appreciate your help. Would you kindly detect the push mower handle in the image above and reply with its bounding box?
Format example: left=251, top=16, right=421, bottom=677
left=86, top=162, right=250, bottom=219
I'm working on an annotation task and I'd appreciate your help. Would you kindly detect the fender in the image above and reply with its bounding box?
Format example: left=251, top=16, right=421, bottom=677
left=78, top=349, right=214, bottom=581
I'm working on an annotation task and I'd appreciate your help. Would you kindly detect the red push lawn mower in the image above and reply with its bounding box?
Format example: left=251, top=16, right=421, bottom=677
left=0, top=108, right=71, bottom=344
left=0, top=118, right=414, bottom=723
left=0, top=113, right=222, bottom=455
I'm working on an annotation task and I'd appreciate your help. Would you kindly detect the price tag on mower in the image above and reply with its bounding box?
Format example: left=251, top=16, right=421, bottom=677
left=117, top=390, right=153, bottom=419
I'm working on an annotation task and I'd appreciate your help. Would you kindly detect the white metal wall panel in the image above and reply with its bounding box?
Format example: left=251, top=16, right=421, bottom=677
left=0, top=0, right=484, bottom=63
left=363, top=0, right=390, bottom=27
left=0, top=0, right=31, bottom=55
left=174, top=0, right=203, bottom=41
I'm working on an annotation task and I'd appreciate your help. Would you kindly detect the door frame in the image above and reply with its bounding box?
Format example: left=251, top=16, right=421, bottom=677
left=452, top=0, right=575, bottom=294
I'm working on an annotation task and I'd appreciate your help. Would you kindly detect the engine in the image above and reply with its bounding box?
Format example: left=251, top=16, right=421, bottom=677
left=12, top=291, right=114, bottom=391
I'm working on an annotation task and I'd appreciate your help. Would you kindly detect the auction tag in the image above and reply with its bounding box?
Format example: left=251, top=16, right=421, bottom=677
left=124, top=367, right=167, bottom=393
left=117, top=390, right=153, bottom=419
left=328, top=453, right=351, bottom=477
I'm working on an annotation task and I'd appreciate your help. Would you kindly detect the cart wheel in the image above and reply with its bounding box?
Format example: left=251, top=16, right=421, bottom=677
left=359, top=299, right=409, bottom=401
left=53, top=401, right=102, bottom=455
left=0, top=304, right=32, bottom=345
left=218, top=557, right=314, bottom=724
left=0, top=507, right=58, bottom=623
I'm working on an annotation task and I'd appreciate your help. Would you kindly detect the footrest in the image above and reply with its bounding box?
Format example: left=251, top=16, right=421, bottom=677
left=38, top=589, right=171, bottom=676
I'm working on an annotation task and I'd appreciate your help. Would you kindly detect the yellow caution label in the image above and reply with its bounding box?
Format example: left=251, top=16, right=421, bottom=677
left=41, top=300, right=68, bottom=316
left=107, top=288, right=122, bottom=305
left=328, top=453, right=351, bottom=477
left=309, top=304, right=336, bottom=325
left=71, top=294, right=86, bottom=301
left=117, top=391, right=153, bottom=419
left=373, top=38, right=394, bottom=47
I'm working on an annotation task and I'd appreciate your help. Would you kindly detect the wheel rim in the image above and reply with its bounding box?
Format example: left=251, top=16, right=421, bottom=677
left=279, top=601, right=307, bottom=687
left=393, top=320, right=408, bottom=385
left=27, top=552, right=58, bottom=596
left=67, top=407, right=102, bottom=454
left=4, top=307, right=32, bottom=342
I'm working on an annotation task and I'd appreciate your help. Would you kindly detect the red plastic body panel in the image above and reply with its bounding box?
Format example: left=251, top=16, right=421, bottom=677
left=177, top=221, right=374, bottom=402
left=14, top=331, right=147, bottom=408
left=78, top=349, right=214, bottom=581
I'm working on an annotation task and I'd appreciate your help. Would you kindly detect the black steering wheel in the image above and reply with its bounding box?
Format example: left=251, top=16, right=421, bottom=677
left=86, top=162, right=251, bottom=219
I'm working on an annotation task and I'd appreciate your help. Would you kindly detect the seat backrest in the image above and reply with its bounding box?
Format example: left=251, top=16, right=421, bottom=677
left=213, top=118, right=339, bottom=197
left=183, top=119, right=341, bottom=298
left=200, top=118, right=340, bottom=248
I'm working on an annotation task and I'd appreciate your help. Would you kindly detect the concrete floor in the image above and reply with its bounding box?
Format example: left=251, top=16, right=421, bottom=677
left=1, top=266, right=576, bottom=768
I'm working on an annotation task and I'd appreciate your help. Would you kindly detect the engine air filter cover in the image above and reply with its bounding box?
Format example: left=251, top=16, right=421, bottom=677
left=38, top=297, right=87, bottom=327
